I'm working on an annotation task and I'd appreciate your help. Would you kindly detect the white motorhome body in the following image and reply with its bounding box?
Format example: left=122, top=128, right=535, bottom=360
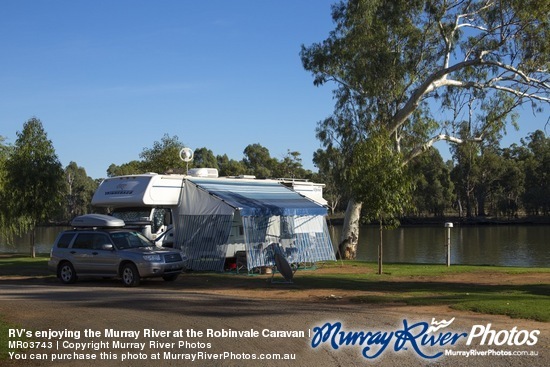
left=278, top=179, right=327, bottom=206
left=91, top=174, right=185, bottom=246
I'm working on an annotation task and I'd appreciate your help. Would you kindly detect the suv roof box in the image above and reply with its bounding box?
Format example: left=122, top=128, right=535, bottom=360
left=71, top=214, right=125, bottom=228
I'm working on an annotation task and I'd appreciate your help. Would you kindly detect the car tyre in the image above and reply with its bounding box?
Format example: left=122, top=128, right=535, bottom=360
left=121, top=263, right=140, bottom=287
left=58, top=262, right=77, bottom=284
left=162, top=274, right=178, bottom=281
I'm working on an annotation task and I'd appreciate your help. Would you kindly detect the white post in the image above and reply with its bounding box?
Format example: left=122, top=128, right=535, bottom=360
left=444, top=222, right=453, bottom=267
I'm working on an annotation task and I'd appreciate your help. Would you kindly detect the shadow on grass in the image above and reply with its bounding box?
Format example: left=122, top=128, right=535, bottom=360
left=0, top=256, right=51, bottom=277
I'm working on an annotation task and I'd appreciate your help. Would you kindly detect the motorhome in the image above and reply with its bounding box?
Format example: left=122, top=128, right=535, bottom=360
left=91, top=170, right=335, bottom=272
left=91, top=173, right=184, bottom=247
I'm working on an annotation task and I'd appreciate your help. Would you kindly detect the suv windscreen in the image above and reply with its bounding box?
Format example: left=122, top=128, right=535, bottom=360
left=110, top=231, right=153, bottom=250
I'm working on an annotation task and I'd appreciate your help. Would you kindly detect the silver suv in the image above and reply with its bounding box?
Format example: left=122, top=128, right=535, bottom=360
left=48, top=214, right=186, bottom=286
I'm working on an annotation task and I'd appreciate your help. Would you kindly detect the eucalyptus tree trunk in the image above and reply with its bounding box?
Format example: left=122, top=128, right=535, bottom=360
left=30, top=227, right=36, bottom=258
left=337, top=198, right=362, bottom=260
left=378, top=219, right=383, bottom=275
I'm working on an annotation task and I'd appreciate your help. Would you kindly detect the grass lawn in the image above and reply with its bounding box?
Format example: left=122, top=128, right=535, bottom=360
left=0, top=316, right=26, bottom=360
left=298, top=262, right=550, bottom=322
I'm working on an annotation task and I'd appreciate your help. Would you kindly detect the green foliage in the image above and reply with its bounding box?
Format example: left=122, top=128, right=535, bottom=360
left=349, top=130, right=414, bottom=226
left=313, top=146, right=346, bottom=213
left=64, top=162, right=98, bottom=219
left=409, top=149, right=454, bottom=216
left=107, top=160, right=145, bottom=177
left=0, top=137, right=12, bottom=239
left=302, top=0, right=550, bottom=224
left=140, top=134, right=186, bottom=173
left=193, top=147, right=218, bottom=169
left=449, top=129, right=549, bottom=218
left=1, top=119, right=549, bottom=234
left=1, top=118, right=65, bottom=252
left=520, top=130, right=550, bottom=215
left=216, top=154, right=246, bottom=177
left=242, top=143, right=277, bottom=178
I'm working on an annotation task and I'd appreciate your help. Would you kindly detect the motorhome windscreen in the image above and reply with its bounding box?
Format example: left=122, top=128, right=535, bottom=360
left=112, top=209, right=151, bottom=223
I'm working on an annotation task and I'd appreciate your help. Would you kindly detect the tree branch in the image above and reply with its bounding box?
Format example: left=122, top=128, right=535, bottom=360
left=390, top=57, right=550, bottom=135
left=403, top=134, right=483, bottom=166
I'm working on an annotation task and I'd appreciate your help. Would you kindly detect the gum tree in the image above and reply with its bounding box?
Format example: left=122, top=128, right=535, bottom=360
left=301, top=0, right=550, bottom=258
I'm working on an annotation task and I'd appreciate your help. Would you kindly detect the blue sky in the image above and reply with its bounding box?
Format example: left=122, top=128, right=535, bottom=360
left=1, top=1, right=547, bottom=179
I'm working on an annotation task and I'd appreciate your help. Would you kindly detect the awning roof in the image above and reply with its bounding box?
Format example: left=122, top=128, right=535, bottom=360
left=187, top=178, right=327, bottom=216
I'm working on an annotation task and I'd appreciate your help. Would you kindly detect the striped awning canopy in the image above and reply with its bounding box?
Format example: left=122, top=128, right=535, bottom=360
left=186, top=178, right=327, bottom=217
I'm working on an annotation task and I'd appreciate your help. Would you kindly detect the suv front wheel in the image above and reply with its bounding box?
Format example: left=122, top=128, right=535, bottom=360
left=121, top=263, right=140, bottom=287
left=58, top=262, right=77, bottom=284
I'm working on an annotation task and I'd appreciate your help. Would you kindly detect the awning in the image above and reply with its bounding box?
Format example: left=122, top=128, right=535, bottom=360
left=187, top=178, right=327, bottom=217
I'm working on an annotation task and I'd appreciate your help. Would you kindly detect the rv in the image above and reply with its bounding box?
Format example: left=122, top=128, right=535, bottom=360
left=91, top=173, right=184, bottom=247
left=91, top=170, right=335, bottom=271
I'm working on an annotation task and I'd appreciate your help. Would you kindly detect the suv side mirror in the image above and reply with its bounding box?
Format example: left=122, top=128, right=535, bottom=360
left=101, top=244, right=114, bottom=251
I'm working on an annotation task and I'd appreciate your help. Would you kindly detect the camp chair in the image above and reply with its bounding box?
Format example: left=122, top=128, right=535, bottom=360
left=234, top=251, right=248, bottom=274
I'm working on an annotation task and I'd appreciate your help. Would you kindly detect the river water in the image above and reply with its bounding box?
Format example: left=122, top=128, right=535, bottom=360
left=330, top=224, right=550, bottom=267
left=1, top=224, right=549, bottom=267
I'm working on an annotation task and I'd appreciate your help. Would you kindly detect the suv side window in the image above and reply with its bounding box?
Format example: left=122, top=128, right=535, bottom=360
left=56, top=233, right=76, bottom=248
left=92, top=234, right=112, bottom=250
left=72, top=233, right=95, bottom=249
left=72, top=233, right=111, bottom=250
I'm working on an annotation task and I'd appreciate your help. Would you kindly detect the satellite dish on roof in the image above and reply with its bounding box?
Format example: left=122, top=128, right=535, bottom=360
left=179, top=147, right=194, bottom=162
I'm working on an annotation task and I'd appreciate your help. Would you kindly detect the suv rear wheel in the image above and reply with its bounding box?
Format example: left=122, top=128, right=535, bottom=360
left=58, top=262, right=77, bottom=284
left=121, top=263, right=140, bottom=287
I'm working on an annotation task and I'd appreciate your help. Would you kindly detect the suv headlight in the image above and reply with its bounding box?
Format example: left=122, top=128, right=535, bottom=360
left=143, top=255, right=161, bottom=262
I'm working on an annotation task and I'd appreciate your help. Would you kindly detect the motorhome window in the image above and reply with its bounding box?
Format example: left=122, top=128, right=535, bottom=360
left=56, top=233, right=75, bottom=248
left=152, top=208, right=169, bottom=233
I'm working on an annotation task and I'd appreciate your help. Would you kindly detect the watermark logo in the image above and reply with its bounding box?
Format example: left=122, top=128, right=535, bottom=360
left=310, top=318, right=540, bottom=360
left=466, top=324, right=539, bottom=346
left=427, top=317, right=455, bottom=333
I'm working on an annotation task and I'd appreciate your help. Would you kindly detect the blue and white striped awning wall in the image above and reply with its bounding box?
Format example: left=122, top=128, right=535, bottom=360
left=176, top=214, right=233, bottom=272
left=175, top=178, right=335, bottom=272
left=292, top=215, right=335, bottom=263
left=243, top=215, right=336, bottom=269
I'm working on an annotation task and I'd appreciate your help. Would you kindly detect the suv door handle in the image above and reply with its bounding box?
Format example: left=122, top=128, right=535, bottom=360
left=92, top=252, right=98, bottom=255
left=70, top=251, right=76, bottom=254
